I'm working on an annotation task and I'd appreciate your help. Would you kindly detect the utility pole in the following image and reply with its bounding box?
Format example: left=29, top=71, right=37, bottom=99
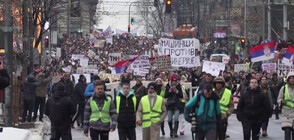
left=29, top=0, right=34, bottom=72
left=244, top=0, right=248, bottom=55
left=267, top=0, right=271, bottom=40
left=262, top=1, right=265, bottom=41
left=128, top=2, right=135, bottom=33
left=4, top=0, right=13, bottom=126
left=67, top=1, right=70, bottom=35
left=283, top=0, right=288, bottom=40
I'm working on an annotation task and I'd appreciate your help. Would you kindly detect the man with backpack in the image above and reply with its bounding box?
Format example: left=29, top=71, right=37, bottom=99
left=45, top=82, right=77, bottom=140
left=184, top=84, right=223, bottom=140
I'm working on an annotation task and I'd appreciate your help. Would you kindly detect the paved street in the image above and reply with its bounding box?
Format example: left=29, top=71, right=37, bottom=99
left=65, top=114, right=284, bottom=140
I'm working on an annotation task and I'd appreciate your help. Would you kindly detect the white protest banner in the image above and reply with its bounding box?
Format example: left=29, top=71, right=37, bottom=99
left=80, top=58, right=89, bottom=67
left=134, top=68, right=149, bottom=76
left=106, top=37, right=113, bottom=44
left=202, top=61, right=226, bottom=76
left=71, top=54, right=84, bottom=60
left=158, top=38, right=198, bottom=67
left=94, top=39, right=106, bottom=48
left=62, top=66, right=72, bottom=73
left=109, top=53, right=121, bottom=65
left=56, top=48, right=61, bottom=57
left=155, top=55, right=172, bottom=70
left=83, top=69, right=99, bottom=74
left=234, top=64, right=248, bottom=72
left=129, top=55, right=150, bottom=69
left=99, top=73, right=121, bottom=80
left=87, top=50, right=96, bottom=58
left=262, top=63, right=276, bottom=73
left=194, top=56, right=201, bottom=67
left=278, top=64, right=294, bottom=76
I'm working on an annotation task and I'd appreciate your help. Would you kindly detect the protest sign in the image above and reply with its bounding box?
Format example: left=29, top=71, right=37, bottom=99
left=262, top=63, right=276, bottom=73
left=76, top=68, right=98, bottom=74
left=154, top=55, right=172, bottom=70
left=87, top=50, right=96, bottom=58
left=129, top=55, right=150, bottom=69
left=99, top=73, right=121, bottom=81
left=134, top=68, right=149, bottom=76
left=278, top=64, right=294, bottom=76
left=62, top=66, right=72, bottom=73
left=109, top=53, right=121, bottom=65
left=80, top=58, right=89, bottom=67
left=158, top=38, right=199, bottom=67
left=234, top=64, right=248, bottom=72
left=71, top=54, right=84, bottom=60
left=202, top=61, right=226, bottom=76
left=56, top=48, right=61, bottom=57
left=94, top=39, right=106, bottom=48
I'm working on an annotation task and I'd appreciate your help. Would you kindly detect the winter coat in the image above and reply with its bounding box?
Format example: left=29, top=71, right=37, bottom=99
left=84, top=81, right=96, bottom=97
left=60, top=79, right=74, bottom=97
left=83, top=93, right=118, bottom=132
left=35, top=73, right=53, bottom=98
left=114, top=90, right=137, bottom=128
left=164, top=83, right=183, bottom=110
left=277, top=85, right=294, bottom=128
left=132, top=83, right=147, bottom=102
left=0, top=69, right=10, bottom=90
left=72, top=80, right=87, bottom=104
left=23, top=74, right=42, bottom=101
left=236, top=87, right=271, bottom=123
left=184, top=91, right=222, bottom=132
left=45, top=89, right=76, bottom=129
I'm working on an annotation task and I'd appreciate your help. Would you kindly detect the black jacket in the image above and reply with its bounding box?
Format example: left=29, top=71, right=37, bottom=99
left=165, top=83, right=183, bottom=110
left=0, top=69, right=10, bottom=90
left=72, top=80, right=87, bottom=104
left=236, top=87, right=271, bottom=123
left=114, top=92, right=137, bottom=128
left=23, top=74, right=41, bottom=101
left=45, top=90, right=76, bottom=129
left=132, top=83, right=147, bottom=102
left=52, top=79, right=74, bottom=97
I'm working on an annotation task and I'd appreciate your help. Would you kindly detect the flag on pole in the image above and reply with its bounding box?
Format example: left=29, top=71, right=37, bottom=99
left=250, top=41, right=276, bottom=62
left=115, top=54, right=140, bottom=74
left=282, top=45, right=294, bottom=66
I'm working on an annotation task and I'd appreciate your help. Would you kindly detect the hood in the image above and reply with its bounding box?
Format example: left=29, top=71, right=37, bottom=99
left=119, top=88, right=135, bottom=98
left=27, top=74, right=36, bottom=82
left=53, top=91, right=67, bottom=100
left=287, top=72, right=294, bottom=82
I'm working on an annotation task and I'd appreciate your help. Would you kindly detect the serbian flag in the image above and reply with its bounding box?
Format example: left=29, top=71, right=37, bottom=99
left=115, top=54, right=140, bottom=74
left=282, top=46, right=294, bottom=66
left=250, top=41, right=276, bottom=62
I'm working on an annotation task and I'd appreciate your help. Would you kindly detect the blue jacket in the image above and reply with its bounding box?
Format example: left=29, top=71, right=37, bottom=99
left=84, top=81, right=96, bottom=97
left=184, top=91, right=222, bottom=132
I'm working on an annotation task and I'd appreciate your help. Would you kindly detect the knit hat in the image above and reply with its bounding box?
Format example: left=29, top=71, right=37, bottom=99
left=213, top=76, right=225, bottom=87
left=147, top=82, right=157, bottom=89
left=35, top=67, right=43, bottom=73
left=170, top=74, right=178, bottom=82
left=287, top=72, right=294, bottom=81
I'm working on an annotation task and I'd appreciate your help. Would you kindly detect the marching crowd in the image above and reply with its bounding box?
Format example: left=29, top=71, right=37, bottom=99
left=0, top=36, right=293, bottom=140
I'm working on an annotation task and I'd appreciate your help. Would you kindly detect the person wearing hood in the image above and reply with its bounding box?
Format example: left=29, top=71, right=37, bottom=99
left=60, top=73, right=74, bottom=97
left=114, top=80, right=137, bottom=140
left=213, top=76, right=234, bottom=139
left=237, top=78, right=271, bottom=140
left=45, top=82, right=77, bottom=140
left=132, top=77, right=147, bottom=102
left=277, top=72, right=294, bottom=140
left=22, top=72, right=42, bottom=122
left=155, top=78, right=166, bottom=136
left=72, top=74, right=87, bottom=128
left=136, top=82, right=167, bottom=140
left=84, top=75, right=101, bottom=98
left=164, top=74, right=183, bottom=137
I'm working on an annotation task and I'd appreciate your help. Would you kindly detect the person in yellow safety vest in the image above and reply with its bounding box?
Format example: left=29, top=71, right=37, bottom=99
left=213, top=76, right=234, bottom=139
left=83, top=81, right=118, bottom=140
left=155, top=78, right=167, bottom=136
left=179, top=75, right=189, bottom=136
left=136, top=82, right=167, bottom=140
left=278, top=72, right=294, bottom=140
left=114, top=81, right=137, bottom=140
